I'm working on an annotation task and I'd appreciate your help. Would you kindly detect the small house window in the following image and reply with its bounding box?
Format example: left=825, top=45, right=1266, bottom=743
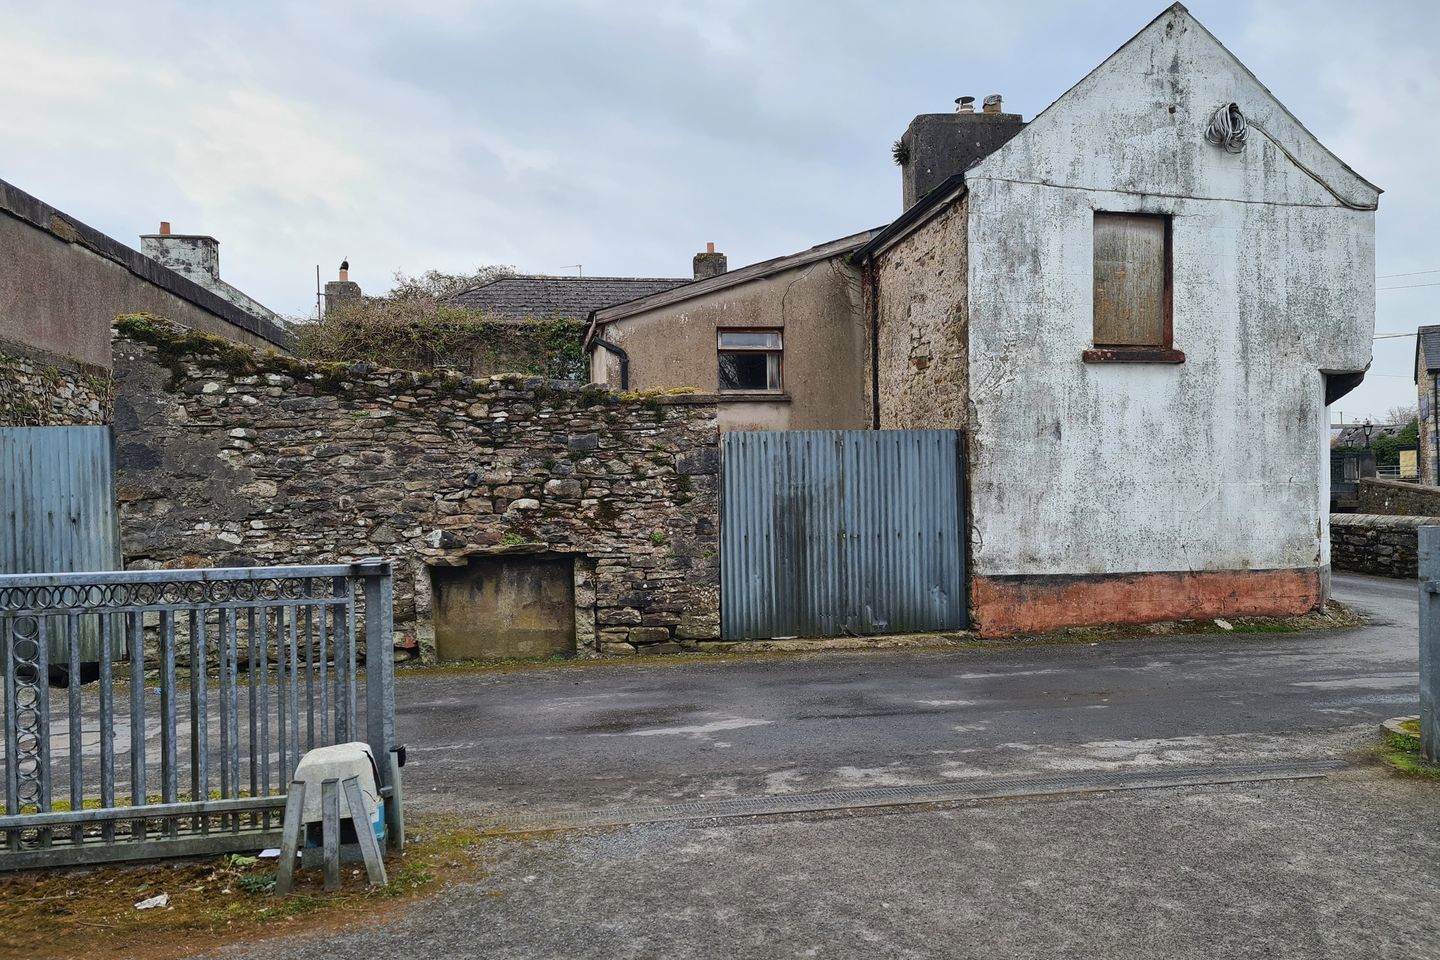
left=718, top=329, right=782, bottom=392
left=1087, top=212, right=1181, bottom=363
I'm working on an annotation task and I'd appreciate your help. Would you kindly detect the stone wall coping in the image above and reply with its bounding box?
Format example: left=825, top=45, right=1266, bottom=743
left=1359, top=478, right=1431, bottom=493
left=114, top=320, right=721, bottom=408
left=1330, top=513, right=1440, bottom=528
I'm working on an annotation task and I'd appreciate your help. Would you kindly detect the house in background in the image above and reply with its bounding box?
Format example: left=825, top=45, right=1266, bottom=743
left=585, top=232, right=877, bottom=431
left=860, top=2, right=1377, bottom=633
left=580, top=3, right=1378, bottom=636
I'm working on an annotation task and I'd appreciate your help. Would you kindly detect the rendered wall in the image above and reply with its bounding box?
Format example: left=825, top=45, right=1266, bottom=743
left=960, top=8, right=1376, bottom=630
left=591, top=255, right=870, bottom=431
left=0, top=180, right=290, bottom=372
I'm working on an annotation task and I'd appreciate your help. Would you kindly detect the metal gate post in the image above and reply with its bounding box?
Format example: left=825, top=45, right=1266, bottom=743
left=1420, top=526, right=1440, bottom=762
left=358, top=557, right=398, bottom=845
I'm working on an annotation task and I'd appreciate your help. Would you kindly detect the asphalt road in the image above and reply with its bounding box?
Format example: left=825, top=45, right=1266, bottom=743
left=206, top=572, right=1438, bottom=960
left=396, top=572, right=1419, bottom=816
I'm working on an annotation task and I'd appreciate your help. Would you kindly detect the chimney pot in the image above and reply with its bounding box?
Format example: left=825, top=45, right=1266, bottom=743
left=956, top=96, right=975, bottom=114
left=706, top=241, right=715, bottom=254
left=983, top=94, right=1003, bottom=114
left=159, top=221, right=171, bottom=235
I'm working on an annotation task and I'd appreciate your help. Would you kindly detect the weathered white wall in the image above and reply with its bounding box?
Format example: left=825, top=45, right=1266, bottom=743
left=141, top=234, right=284, bottom=329
left=962, top=6, right=1377, bottom=578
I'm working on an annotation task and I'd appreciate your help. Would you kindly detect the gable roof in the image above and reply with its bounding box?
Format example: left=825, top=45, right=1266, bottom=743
left=855, top=4, right=1380, bottom=260
left=447, top=275, right=689, bottom=321
left=586, top=229, right=879, bottom=345
left=851, top=175, right=967, bottom=264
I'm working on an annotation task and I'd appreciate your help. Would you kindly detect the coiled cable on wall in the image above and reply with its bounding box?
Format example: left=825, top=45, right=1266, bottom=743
left=1205, top=102, right=1248, bottom=153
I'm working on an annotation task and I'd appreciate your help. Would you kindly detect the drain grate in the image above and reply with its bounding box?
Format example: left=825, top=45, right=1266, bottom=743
left=482, top=760, right=1346, bottom=834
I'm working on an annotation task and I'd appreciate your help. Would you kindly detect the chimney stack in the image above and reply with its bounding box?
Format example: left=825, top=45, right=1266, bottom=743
left=896, top=94, right=1025, bottom=210
left=141, top=223, right=220, bottom=280
left=693, top=242, right=728, bottom=280
left=324, top=259, right=362, bottom=317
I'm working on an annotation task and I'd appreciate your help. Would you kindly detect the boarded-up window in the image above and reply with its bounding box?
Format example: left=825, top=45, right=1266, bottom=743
left=1093, top=213, right=1169, bottom=347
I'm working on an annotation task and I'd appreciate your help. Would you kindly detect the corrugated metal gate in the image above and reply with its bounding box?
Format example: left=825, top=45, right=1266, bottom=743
left=0, top=427, right=120, bottom=662
left=721, top=430, right=967, bottom=640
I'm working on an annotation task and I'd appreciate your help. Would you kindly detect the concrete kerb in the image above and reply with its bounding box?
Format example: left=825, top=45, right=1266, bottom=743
left=1381, top=716, right=1420, bottom=739
left=399, top=601, right=1367, bottom=677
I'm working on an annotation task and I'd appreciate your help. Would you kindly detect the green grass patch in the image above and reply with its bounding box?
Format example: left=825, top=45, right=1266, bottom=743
left=1377, top=726, right=1440, bottom=783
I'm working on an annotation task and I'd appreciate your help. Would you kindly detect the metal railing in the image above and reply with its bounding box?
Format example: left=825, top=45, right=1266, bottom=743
left=0, top=561, right=396, bottom=870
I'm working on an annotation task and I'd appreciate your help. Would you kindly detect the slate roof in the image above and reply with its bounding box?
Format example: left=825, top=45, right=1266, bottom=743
left=588, top=229, right=880, bottom=341
left=1417, top=325, right=1440, bottom=380
left=447, top=275, right=690, bottom=321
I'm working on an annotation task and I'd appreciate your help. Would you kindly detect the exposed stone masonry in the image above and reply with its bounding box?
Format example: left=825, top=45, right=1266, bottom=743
left=0, top=348, right=113, bottom=426
left=112, top=317, right=721, bottom=660
left=1354, top=478, right=1440, bottom=519
left=1329, top=513, right=1436, bottom=580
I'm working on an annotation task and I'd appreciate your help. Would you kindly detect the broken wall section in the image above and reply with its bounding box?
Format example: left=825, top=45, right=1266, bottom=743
left=112, top=316, right=721, bottom=660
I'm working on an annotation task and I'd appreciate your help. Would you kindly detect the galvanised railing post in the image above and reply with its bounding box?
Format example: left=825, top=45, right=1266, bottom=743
left=1420, top=526, right=1440, bottom=762
left=358, top=558, right=396, bottom=779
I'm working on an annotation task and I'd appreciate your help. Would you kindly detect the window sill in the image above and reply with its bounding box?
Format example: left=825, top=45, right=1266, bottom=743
left=1082, top=347, right=1186, bottom=364
left=719, top=391, right=792, bottom=403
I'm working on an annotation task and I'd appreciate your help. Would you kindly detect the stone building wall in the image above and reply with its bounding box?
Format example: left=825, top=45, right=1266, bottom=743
left=872, top=197, right=968, bottom=431
left=0, top=346, right=113, bottom=426
left=112, top=317, right=721, bottom=660
left=1329, top=513, right=1437, bottom=579
left=1355, top=478, right=1440, bottom=518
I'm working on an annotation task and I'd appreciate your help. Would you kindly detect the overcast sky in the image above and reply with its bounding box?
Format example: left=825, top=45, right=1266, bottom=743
left=3, top=0, right=1435, bottom=420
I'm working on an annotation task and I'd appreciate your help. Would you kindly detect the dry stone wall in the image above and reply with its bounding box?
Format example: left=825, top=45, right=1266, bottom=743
left=1329, top=513, right=1436, bottom=579
left=0, top=347, right=112, bottom=426
left=112, top=316, right=721, bottom=660
left=1355, top=478, right=1440, bottom=518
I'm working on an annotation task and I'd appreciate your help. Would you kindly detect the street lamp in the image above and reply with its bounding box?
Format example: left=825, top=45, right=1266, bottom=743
left=1363, top=419, right=1373, bottom=448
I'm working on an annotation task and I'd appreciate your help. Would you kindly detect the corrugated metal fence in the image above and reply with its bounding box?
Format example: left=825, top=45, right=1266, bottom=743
left=0, top=426, right=121, bottom=663
left=721, top=430, right=967, bottom=640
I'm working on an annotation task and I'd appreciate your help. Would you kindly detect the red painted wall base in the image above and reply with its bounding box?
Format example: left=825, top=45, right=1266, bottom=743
left=971, top=567, right=1324, bottom=637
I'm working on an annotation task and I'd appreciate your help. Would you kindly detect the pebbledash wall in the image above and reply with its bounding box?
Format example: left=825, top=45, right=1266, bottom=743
left=111, top=317, right=721, bottom=661
left=0, top=346, right=113, bottom=426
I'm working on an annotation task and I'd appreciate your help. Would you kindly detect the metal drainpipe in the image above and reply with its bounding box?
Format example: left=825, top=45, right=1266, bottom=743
left=591, top=337, right=630, bottom=391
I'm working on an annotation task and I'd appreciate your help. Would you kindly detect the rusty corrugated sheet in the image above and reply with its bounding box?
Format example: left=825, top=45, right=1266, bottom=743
left=721, top=430, right=966, bottom=640
left=0, top=426, right=121, bottom=660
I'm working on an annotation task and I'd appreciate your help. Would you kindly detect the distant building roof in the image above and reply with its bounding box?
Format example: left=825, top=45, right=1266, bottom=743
left=1333, top=422, right=1404, bottom=448
left=1417, top=325, right=1440, bottom=379
left=447, top=275, right=690, bottom=321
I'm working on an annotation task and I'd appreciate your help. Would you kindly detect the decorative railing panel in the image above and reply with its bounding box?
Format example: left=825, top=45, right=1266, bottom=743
left=0, top=561, right=396, bottom=870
